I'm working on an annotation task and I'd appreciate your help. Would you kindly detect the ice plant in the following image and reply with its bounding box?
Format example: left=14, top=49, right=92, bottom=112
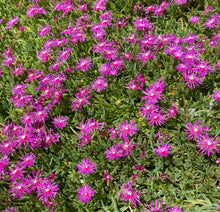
left=77, top=184, right=95, bottom=203
left=75, top=57, right=92, bottom=72
left=91, top=76, right=108, bottom=92
left=119, top=181, right=141, bottom=207
left=53, top=115, right=68, bottom=129
left=117, top=120, right=138, bottom=141
left=77, top=158, right=97, bottom=175
left=105, top=144, right=123, bottom=161
left=212, top=90, right=220, bottom=102
left=144, top=199, right=170, bottom=211
left=196, top=135, right=220, bottom=156
left=184, top=120, right=209, bottom=141
left=37, top=180, right=59, bottom=202
left=154, top=143, right=172, bottom=157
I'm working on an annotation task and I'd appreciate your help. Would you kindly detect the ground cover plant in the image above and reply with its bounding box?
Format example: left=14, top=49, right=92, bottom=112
left=0, top=0, right=219, bottom=211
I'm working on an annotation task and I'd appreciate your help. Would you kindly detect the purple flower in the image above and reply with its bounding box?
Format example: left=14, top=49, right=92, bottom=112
left=37, top=180, right=59, bottom=202
left=26, top=4, right=46, bottom=18
left=212, top=90, right=220, bottom=102
left=76, top=57, right=92, bottom=72
left=37, top=47, right=52, bottom=62
left=189, top=16, right=199, bottom=24
left=182, top=71, right=204, bottom=89
left=171, top=206, right=182, bottom=212
left=53, top=116, right=68, bottom=129
left=91, top=76, right=108, bottom=92
left=154, top=143, right=172, bottom=157
left=9, top=179, right=31, bottom=199
left=20, top=153, right=36, bottom=168
left=117, top=120, right=138, bottom=141
left=148, top=112, right=165, bottom=126
left=77, top=158, right=97, bottom=175
left=144, top=199, right=170, bottom=211
left=196, top=135, right=220, bottom=156
left=77, top=184, right=95, bottom=203
left=8, top=163, right=26, bottom=182
left=0, top=155, right=10, bottom=173
left=105, top=144, right=123, bottom=161
left=119, top=181, right=141, bottom=207
left=184, top=120, right=209, bottom=141
left=0, top=140, right=15, bottom=155
left=57, top=47, right=72, bottom=62
left=6, top=16, right=19, bottom=30
left=3, top=207, right=20, bottom=212
left=38, top=24, right=51, bottom=37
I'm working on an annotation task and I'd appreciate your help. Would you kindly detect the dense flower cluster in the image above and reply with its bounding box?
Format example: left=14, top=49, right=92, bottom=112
left=0, top=0, right=219, bottom=211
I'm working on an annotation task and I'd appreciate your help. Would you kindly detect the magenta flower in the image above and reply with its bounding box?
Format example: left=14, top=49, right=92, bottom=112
left=166, top=104, right=178, bottom=119
left=3, top=207, right=20, bottom=212
left=6, top=16, right=19, bottom=30
left=212, top=90, right=220, bottom=102
left=77, top=184, right=95, bottom=203
left=117, top=120, right=138, bottom=141
left=133, top=17, right=153, bottom=31
left=184, top=120, right=209, bottom=141
left=21, top=113, right=35, bottom=126
left=142, top=88, right=163, bottom=103
left=148, top=112, right=165, bottom=126
left=154, top=143, right=172, bottom=157
left=57, top=47, right=72, bottom=62
left=77, top=158, right=97, bottom=175
left=171, top=206, right=182, bottom=212
left=20, top=153, right=36, bottom=168
left=37, top=47, right=52, bottom=62
left=119, top=181, right=141, bottom=207
left=204, top=18, right=217, bottom=29
left=26, top=4, right=46, bottom=18
left=9, top=179, right=31, bottom=199
left=105, top=144, right=123, bottom=161
left=8, top=163, right=26, bottom=182
left=0, top=155, right=10, bottom=173
left=182, top=71, right=204, bottom=89
left=103, top=170, right=112, bottom=183
left=2, top=56, right=16, bottom=67
left=139, top=102, right=159, bottom=119
left=37, top=180, right=59, bottom=202
left=12, top=84, right=26, bottom=95
left=120, top=140, right=138, bottom=157
left=38, top=24, right=51, bottom=37
left=137, top=49, right=156, bottom=65
left=196, top=135, right=220, bottom=156
left=144, top=199, right=170, bottom=211
left=0, top=140, right=15, bottom=155
left=76, top=57, right=92, bottom=72
left=53, top=116, right=68, bottom=129
left=71, top=95, right=91, bottom=112
left=91, top=76, right=108, bottom=92
left=189, top=16, right=199, bottom=24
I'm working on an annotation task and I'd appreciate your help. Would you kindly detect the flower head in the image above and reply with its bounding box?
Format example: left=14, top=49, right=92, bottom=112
left=117, top=120, right=138, bottom=141
left=119, top=181, right=141, bottom=207
left=77, top=184, right=95, bottom=203
left=77, top=158, right=96, bottom=175
left=144, top=199, right=170, bottom=211
left=212, top=90, right=220, bottom=102
left=53, top=116, right=68, bottom=129
left=37, top=180, right=59, bottom=202
left=105, top=144, right=123, bottom=161
left=76, top=57, right=92, bottom=72
left=154, top=143, right=172, bottom=157
left=91, top=76, right=108, bottom=92
left=184, top=120, right=209, bottom=141
left=196, top=135, right=220, bottom=156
